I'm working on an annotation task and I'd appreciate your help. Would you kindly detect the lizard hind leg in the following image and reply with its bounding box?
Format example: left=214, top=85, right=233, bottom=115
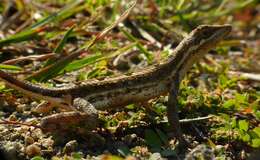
left=40, top=98, right=99, bottom=133
left=32, top=94, right=75, bottom=114
left=33, top=101, right=55, bottom=114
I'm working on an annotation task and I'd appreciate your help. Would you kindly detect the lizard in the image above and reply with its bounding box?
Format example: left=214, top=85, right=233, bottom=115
left=0, top=24, right=232, bottom=144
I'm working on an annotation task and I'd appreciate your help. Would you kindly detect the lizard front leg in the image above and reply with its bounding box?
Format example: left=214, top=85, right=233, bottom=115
left=167, top=77, right=187, bottom=147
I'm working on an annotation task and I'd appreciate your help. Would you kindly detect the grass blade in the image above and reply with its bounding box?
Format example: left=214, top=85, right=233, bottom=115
left=43, top=26, right=75, bottom=67
left=0, top=64, right=22, bottom=71
left=120, top=28, right=153, bottom=63
left=63, top=42, right=136, bottom=72
left=27, top=0, right=137, bottom=82
left=54, top=26, right=75, bottom=53
left=0, top=0, right=83, bottom=47
left=29, top=0, right=83, bottom=29
left=0, top=27, right=44, bottom=47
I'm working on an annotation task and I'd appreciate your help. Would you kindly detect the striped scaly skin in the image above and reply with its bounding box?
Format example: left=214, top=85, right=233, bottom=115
left=0, top=25, right=232, bottom=144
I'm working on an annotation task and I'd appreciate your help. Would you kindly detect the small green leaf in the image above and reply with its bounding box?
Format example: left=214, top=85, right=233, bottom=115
left=160, top=149, right=177, bottom=157
left=144, top=129, right=162, bottom=149
left=117, top=145, right=130, bottom=157
left=252, top=138, right=260, bottom=148
left=248, top=130, right=258, bottom=139
left=125, top=104, right=135, bottom=110
left=155, top=128, right=168, bottom=145
left=242, top=133, right=251, bottom=142
left=219, top=74, right=228, bottom=88
left=238, top=120, right=249, bottom=132
left=222, top=99, right=235, bottom=109
left=235, top=93, right=248, bottom=105
left=253, top=127, right=260, bottom=137
left=220, top=113, right=230, bottom=121
left=255, top=111, right=260, bottom=120
left=71, top=152, right=83, bottom=159
left=31, top=156, right=45, bottom=160
left=231, top=118, right=237, bottom=128
left=176, top=0, right=186, bottom=11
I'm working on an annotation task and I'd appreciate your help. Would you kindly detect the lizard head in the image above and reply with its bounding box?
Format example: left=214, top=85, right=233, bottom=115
left=188, top=24, right=232, bottom=52
left=170, top=24, right=232, bottom=80
left=172, top=24, right=232, bottom=63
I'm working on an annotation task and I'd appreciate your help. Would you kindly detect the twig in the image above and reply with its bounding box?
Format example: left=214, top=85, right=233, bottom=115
left=2, top=53, right=55, bottom=65
left=179, top=115, right=214, bottom=123
left=0, top=118, right=42, bottom=129
left=228, top=35, right=260, bottom=41
left=0, top=11, right=23, bottom=31
left=228, top=71, right=260, bottom=82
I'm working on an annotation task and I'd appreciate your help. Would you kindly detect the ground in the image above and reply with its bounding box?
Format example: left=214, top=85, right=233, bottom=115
left=0, top=1, right=259, bottom=160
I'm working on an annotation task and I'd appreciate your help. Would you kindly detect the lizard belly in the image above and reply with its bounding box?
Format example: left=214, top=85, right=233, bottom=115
left=84, top=80, right=169, bottom=110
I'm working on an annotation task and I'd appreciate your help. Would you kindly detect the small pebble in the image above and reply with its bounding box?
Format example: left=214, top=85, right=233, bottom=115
left=215, top=145, right=225, bottom=152
left=63, top=140, right=78, bottom=154
left=41, top=148, right=53, bottom=155
left=25, top=136, right=34, bottom=145
left=10, top=133, right=21, bottom=141
left=123, top=134, right=145, bottom=146
left=16, top=104, right=26, bottom=112
left=31, top=128, right=42, bottom=140
left=17, top=126, right=30, bottom=134
left=125, top=156, right=138, bottom=160
left=9, top=114, right=17, bottom=121
left=40, top=138, right=54, bottom=149
left=25, top=144, right=41, bottom=157
left=149, top=152, right=166, bottom=160
left=0, top=141, right=23, bottom=160
left=30, top=101, right=39, bottom=108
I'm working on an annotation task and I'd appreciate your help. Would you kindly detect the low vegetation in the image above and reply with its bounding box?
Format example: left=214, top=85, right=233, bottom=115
left=0, top=0, right=259, bottom=159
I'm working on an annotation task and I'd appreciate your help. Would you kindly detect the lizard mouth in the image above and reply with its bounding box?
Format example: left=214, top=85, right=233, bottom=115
left=194, top=24, right=232, bottom=51
left=206, top=24, right=232, bottom=42
left=211, top=24, right=232, bottom=41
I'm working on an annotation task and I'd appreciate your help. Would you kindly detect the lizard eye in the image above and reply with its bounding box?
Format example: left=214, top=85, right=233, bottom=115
left=194, top=26, right=220, bottom=41
left=202, top=29, right=213, bottom=39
